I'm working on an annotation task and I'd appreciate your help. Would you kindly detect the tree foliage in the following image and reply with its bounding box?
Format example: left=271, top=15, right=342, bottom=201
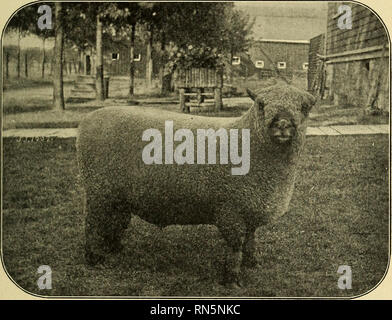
left=6, top=2, right=254, bottom=94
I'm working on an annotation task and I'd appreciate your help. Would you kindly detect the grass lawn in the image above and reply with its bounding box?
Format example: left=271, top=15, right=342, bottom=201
left=3, top=76, right=389, bottom=130
left=307, top=103, right=389, bottom=127
left=2, top=135, right=389, bottom=297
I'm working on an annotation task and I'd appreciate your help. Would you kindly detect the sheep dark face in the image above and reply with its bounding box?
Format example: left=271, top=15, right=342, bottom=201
left=246, top=85, right=316, bottom=145
left=268, top=111, right=297, bottom=144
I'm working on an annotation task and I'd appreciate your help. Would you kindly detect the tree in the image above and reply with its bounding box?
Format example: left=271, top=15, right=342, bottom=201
left=223, top=7, right=254, bottom=59
left=88, top=3, right=113, bottom=100
left=6, top=5, right=35, bottom=78
left=102, top=3, right=241, bottom=94
left=106, top=2, right=141, bottom=96
left=31, top=3, right=55, bottom=78
left=96, top=13, right=104, bottom=100
left=145, top=2, right=253, bottom=91
left=6, top=3, right=56, bottom=79
left=53, top=2, right=65, bottom=110
left=5, top=51, right=9, bottom=79
left=62, top=2, right=112, bottom=100
left=221, top=6, right=255, bottom=82
left=37, top=10, right=55, bottom=79
left=135, top=2, right=228, bottom=93
left=61, top=3, right=96, bottom=77
left=138, top=3, right=160, bottom=88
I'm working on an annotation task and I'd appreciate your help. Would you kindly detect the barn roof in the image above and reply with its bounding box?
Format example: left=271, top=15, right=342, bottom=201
left=256, top=39, right=310, bottom=44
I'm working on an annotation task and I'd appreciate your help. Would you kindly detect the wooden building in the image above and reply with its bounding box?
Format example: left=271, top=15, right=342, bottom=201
left=310, top=2, right=389, bottom=112
left=79, top=40, right=147, bottom=78
left=248, top=39, right=310, bottom=78
left=308, top=34, right=325, bottom=94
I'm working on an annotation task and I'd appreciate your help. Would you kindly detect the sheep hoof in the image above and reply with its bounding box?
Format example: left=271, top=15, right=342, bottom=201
left=222, top=272, right=243, bottom=289
left=226, top=280, right=243, bottom=290
left=107, top=242, right=124, bottom=254
left=85, top=251, right=105, bottom=266
left=242, top=256, right=258, bottom=269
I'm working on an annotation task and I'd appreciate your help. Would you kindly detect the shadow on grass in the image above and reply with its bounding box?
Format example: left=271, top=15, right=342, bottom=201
left=4, top=105, right=53, bottom=115
left=157, top=103, right=250, bottom=118
left=9, top=121, right=81, bottom=129
left=308, top=100, right=389, bottom=127
left=65, top=97, right=96, bottom=104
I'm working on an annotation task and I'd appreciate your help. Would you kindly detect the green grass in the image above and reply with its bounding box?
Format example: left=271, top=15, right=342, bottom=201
left=3, top=75, right=389, bottom=129
left=2, top=77, right=173, bottom=130
left=308, top=103, right=389, bottom=127
left=3, top=78, right=54, bottom=91
left=2, top=135, right=389, bottom=297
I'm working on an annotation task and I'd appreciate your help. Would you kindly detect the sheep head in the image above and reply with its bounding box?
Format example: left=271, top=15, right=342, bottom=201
left=246, top=85, right=316, bottom=145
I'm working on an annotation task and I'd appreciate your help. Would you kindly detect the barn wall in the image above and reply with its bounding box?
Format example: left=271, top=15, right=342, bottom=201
left=325, top=2, right=389, bottom=112
left=326, top=2, right=387, bottom=55
left=308, top=34, right=325, bottom=91
left=330, top=56, right=389, bottom=110
left=103, top=40, right=147, bottom=77
left=249, top=41, right=309, bottom=77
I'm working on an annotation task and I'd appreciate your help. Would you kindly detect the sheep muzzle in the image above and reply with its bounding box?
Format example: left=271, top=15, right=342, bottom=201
left=268, top=112, right=297, bottom=144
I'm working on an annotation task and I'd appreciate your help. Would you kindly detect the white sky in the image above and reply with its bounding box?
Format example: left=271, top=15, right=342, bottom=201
left=3, top=2, right=329, bottom=48
left=236, top=1, right=328, bottom=40
left=3, top=31, right=55, bottom=49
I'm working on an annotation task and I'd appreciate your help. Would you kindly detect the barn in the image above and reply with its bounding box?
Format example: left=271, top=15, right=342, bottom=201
left=309, top=2, right=389, bottom=113
left=248, top=39, right=310, bottom=78
left=78, top=40, right=147, bottom=78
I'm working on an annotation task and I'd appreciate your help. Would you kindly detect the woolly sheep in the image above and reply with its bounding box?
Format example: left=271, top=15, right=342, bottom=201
left=76, top=84, right=316, bottom=287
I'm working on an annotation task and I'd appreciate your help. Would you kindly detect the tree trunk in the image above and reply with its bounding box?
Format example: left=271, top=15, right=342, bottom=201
left=41, top=37, right=46, bottom=78
left=96, top=14, right=104, bottom=101
left=5, top=52, right=9, bottom=79
left=78, top=49, right=83, bottom=74
left=17, top=27, right=21, bottom=79
left=159, top=33, right=173, bottom=95
left=53, top=2, right=65, bottom=110
left=228, top=49, right=234, bottom=84
left=129, top=22, right=136, bottom=96
left=24, top=52, right=28, bottom=77
left=63, top=57, right=67, bottom=75
left=146, top=26, right=153, bottom=87
left=161, top=73, right=173, bottom=94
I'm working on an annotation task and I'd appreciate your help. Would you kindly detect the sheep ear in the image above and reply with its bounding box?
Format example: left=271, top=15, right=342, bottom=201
left=301, top=92, right=316, bottom=116
left=246, top=88, right=258, bottom=101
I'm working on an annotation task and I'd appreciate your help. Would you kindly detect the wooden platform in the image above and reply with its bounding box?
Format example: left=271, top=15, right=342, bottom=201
left=176, top=68, right=223, bottom=113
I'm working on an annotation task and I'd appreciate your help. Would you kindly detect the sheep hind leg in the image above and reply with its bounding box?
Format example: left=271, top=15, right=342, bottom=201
left=84, top=195, right=108, bottom=266
left=101, top=199, right=131, bottom=254
left=224, top=245, right=244, bottom=289
left=84, top=194, right=130, bottom=265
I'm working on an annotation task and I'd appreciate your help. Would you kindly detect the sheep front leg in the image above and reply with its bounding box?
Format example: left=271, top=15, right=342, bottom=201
left=216, top=213, right=246, bottom=288
left=225, top=241, right=245, bottom=288
left=242, top=228, right=258, bottom=268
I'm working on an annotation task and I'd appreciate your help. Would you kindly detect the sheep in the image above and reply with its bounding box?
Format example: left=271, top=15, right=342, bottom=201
left=76, top=84, right=316, bottom=288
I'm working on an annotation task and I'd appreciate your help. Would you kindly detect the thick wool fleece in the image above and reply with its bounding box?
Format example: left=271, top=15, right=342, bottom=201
left=77, top=84, right=315, bottom=285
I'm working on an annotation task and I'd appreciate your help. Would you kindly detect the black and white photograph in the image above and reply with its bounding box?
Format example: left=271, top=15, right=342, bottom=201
left=1, top=0, right=390, bottom=299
